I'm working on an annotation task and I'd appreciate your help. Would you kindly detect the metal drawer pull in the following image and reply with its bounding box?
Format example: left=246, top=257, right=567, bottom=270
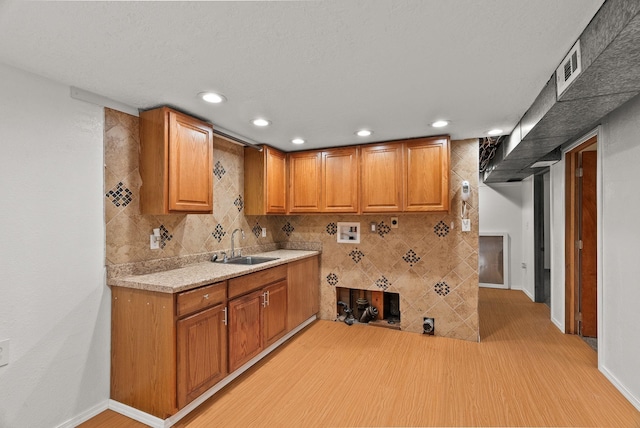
left=223, top=307, right=228, bottom=326
left=262, top=292, right=268, bottom=307
left=203, top=294, right=209, bottom=299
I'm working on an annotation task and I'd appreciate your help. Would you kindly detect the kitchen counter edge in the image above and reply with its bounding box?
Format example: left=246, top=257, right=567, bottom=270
left=107, top=250, right=320, bottom=294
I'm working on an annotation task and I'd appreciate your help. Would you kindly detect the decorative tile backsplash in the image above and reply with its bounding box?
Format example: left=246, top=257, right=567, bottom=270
left=103, top=108, right=479, bottom=342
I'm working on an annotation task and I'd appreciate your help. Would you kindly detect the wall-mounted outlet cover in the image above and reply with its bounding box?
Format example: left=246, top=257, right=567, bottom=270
left=261, top=228, right=267, bottom=238
left=390, top=217, right=399, bottom=228
left=0, top=339, right=10, bottom=367
left=462, top=219, right=471, bottom=232
left=370, top=222, right=377, bottom=233
left=423, top=317, right=435, bottom=335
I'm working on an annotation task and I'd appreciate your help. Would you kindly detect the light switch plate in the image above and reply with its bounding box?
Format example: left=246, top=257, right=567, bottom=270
left=461, top=219, right=471, bottom=232
left=0, top=339, right=10, bottom=367
left=261, top=228, right=267, bottom=238
left=150, top=235, right=160, bottom=250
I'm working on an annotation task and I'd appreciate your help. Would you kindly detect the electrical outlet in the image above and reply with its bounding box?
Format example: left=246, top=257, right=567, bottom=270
left=390, top=217, right=399, bottom=229
left=0, top=339, right=10, bottom=367
left=461, top=219, right=471, bottom=232
left=150, top=234, right=160, bottom=249
left=423, top=318, right=435, bottom=335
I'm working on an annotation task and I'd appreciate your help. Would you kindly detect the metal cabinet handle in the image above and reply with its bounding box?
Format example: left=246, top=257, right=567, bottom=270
left=223, top=307, right=228, bottom=326
left=262, top=291, right=268, bottom=308
left=203, top=294, right=209, bottom=299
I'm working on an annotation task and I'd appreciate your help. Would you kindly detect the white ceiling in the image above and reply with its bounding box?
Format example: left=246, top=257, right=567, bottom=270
left=0, top=0, right=604, bottom=152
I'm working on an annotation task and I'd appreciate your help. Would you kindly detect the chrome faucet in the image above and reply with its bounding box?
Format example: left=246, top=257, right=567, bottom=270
left=230, top=228, right=245, bottom=258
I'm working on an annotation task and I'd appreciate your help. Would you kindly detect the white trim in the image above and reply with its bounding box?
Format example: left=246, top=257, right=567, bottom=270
left=70, top=86, right=139, bottom=116
left=550, top=316, right=564, bottom=332
left=55, top=400, right=108, bottom=428
left=479, top=232, right=510, bottom=289
left=110, top=316, right=317, bottom=428
left=600, top=365, right=640, bottom=412
left=521, top=286, right=535, bottom=302
left=479, top=283, right=509, bottom=290
left=109, top=400, right=166, bottom=428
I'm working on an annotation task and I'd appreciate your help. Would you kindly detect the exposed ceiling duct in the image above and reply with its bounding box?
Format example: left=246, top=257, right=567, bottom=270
left=483, top=0, right=640, bottom=183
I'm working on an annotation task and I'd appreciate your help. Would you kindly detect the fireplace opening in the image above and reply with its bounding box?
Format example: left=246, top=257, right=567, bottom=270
left=335, top=287, right=400, bottom=330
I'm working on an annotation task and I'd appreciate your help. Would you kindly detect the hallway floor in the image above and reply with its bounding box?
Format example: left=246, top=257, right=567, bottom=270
left=81, top=288, right=640, bottom=427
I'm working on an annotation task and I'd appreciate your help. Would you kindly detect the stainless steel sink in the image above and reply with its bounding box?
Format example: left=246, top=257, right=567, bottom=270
left=215, top=256, right=279, bottom=265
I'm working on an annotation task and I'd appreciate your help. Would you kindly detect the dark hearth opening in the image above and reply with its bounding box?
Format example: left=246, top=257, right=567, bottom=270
left=336, top=287, right=400, bottom=329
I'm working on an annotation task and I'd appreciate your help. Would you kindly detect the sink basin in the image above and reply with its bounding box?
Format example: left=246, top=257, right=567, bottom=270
left=215, top=256, right=279, bottom=265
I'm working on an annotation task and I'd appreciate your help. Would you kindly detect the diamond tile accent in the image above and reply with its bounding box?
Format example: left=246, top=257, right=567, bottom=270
left=159, top=225, right=173, bottom=249
left=213, top=161, right=226, bottom=180
left=434, top=281, right=450, bottom=296
left=375, top=276, right=390, bottom=291
left=105, top=182, right=133, bottom=208
left=282, top=222, right=294, bottom=236
left=434, top=220, right=450, bottom=237
left=326, top=222, right=337, bottom=235
left=252, top=223, right=262, bottom=238
left=402, top=249, right=421, bottom=267
left=212, top=224, right=226, bottom=243
left=377, top=221, right=391, bottom=237
left=234, top=195, right=244, bottom=212
left=349, top=248, right=365, bottom=263
left=327, top=273, right=339, bottom=286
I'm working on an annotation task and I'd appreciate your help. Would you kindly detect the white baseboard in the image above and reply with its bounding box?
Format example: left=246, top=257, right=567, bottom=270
left=479, top=283, right=509, bottom=289
left=111, top=315, right=317, bottom=428
left=55, top=400, right=108, bottom=428
left=550, top=316, right=564, bottom=332
left=521, top=287, right=535, bottom=301
left=600, top=365, right=640, bottom=412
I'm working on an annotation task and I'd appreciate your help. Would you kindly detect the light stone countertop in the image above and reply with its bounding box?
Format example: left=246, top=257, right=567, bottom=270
left=107, top=250, right=320, bottom=293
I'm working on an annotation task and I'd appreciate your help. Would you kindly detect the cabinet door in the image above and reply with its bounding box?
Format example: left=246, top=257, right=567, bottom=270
left=168, top=110, right=213, bottom=212
left=403, top=137, right=450, bottom=212
left=263, top=280, right=288, bottom=347
left=361, top=144, right=403, bottom=212
left=177, top=304, right=228, bottom=409
left=287, top=256, right=319, bottom=330
left=322, top=147, right=359, bottom=213
left=265, top=147, right=287, bottom=214
left=228, top=290, right=263, bottom=372
left=289, top=151, right=322, bottom=213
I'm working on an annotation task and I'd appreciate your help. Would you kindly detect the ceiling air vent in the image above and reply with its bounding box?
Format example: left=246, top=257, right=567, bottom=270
left=556, top=40, right=581, bottom=96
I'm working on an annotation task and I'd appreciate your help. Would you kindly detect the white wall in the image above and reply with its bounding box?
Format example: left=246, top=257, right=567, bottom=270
left=598, top=93, right=640, bottom=410
left=520, top=176, right=535, bottom=301
left=0, top=63, right=108, bottom=427
left=479, top=182, right=524, bottom=290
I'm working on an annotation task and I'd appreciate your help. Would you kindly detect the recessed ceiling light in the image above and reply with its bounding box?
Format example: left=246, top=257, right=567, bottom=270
left=487, top=129, right=503, bottom=136
left=432, top=120, right=449, bottom=128
left=252, top=118, right=271, bottom=127
left=356, top=129, right=372, bottom=137
left=291, top=138, right=305, bottom=145
left=199, top=92, right=226, bottom=104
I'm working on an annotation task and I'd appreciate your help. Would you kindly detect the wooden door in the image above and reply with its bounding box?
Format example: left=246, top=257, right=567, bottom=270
left=287, top=256, right=319, bottom=329
left=265, top=147, right=287, bottom=214
left=289, top=151, right=322, bottom=213
left=580, top=151, right=597, bottom=337
left=228, top=291, right=263, bottom=372
left=168, top=111, right=213, bottom=212
left=263, top=281, right=288, bottom=347
left=360, top=144, right=403, bottom=212
left=322, top=147, right=359, bottom=212
left=403, top=137, right=449, bottom=212
left=176, top=304, right=228, bottom=409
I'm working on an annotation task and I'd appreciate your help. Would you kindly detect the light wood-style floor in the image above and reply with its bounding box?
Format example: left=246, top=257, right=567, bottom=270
left=80, top=289, right=640, bottom=427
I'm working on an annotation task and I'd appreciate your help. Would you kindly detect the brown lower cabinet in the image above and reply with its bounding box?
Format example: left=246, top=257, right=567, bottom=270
left=110, top=257, right=318, bottom=419
left=228, top=271, right=288, bottom=372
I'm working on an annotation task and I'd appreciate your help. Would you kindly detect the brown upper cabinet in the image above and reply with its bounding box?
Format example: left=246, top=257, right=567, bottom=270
left=244, top=146, right=287, bottom=215
left=361, top=137, right=450, bottom=213
left=403, top=137, right=450, bottom=212
left=289, top=147, right=359, bottom=213
left=361, top=143, right=404, bottom=212
left=139, top=107, right=214, bottom=214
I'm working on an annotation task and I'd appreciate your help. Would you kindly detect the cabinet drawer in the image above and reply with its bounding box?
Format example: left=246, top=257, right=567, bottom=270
left=228, top=265, right=287, bottom=299
left=177, top=281, right=226, bottom=317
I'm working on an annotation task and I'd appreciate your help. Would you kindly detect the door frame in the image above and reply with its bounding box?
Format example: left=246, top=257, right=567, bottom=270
left=563, top=128, right=603, bottom=350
